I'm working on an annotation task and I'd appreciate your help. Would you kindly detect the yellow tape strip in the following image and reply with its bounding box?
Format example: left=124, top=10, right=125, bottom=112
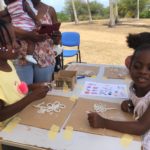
left=70, top=95, right=78, bottom=102
left=63, top=126, right=73, bottom=140
left=90, top=75, right=97, bottom=78
left=48, top=124, right=59, bottom=140
left=3, top=117, right=21, bottom=133
left=120, top=134, right=133, bottom=148
left=63, top=82, right=70, bottom=93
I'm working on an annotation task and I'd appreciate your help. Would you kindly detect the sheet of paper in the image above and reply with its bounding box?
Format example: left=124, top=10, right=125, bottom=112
left=81, top=81, right=128, bottom=99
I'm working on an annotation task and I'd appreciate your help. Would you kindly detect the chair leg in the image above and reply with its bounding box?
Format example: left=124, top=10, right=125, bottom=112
left=76, top=54, right=78, bottom=62
left=78, top=51, right=81, bottom=63
left=61, top=52, right=64, bottom=69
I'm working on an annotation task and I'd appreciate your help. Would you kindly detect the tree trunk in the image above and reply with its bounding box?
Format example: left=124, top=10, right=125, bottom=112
left=86, top=0, right=92, bottom=23
left=137, top=0, right=139, bottom=20
left=0, top=0, right=5, bottom=11
left=109, top=0, right=115, bottom=27
left=114, top=0, right=119, bottom=23
left=71, top=0, right=79, bottom=24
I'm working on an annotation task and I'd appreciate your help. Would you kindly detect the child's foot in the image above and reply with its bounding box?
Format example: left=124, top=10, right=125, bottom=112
left=25, top=55, right=37, bottom=64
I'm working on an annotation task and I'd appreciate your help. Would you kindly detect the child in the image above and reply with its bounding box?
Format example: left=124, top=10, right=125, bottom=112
left=3, top=0, right=42, bottom=64
left=0, top=19, right=49, bottom=149
left=88, top=32, right=150, bottom=150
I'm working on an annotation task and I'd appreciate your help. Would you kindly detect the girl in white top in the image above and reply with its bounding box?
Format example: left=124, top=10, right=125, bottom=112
left=88, top=32, right=150, bottom=150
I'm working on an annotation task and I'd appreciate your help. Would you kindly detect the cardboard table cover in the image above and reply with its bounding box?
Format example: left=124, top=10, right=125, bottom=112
left=65, top=98, right=140, bottom=141
left=66, top=64, right=100, bottom=77
left=104, top=67, right=130, bottom=79
left=18, top=95, right=75, bottom=130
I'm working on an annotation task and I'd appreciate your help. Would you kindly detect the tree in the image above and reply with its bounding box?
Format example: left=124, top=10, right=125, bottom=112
left=86, top=0, right=92, bottom=22
left=64, top=0, right=108, bottom=22
left=71, top=0, right=79, bottom=24
left=109, top=0, right=115, bottom=27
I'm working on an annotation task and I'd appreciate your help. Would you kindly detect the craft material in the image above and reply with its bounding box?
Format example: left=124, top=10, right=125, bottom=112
left=54, top=70, right=77, bottom=90
left=94, top=103, right=117, bottom=113
left=33, top=101, right=65, bottom=114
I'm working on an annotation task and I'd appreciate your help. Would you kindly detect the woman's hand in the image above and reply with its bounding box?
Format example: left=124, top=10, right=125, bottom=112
left=28, top=31, right=49, bottom=42
left=88, top=112, right=106, bottom=128
left=28, top=82, right=52, bottom=91
left=121, top=100, right=134, bottom=113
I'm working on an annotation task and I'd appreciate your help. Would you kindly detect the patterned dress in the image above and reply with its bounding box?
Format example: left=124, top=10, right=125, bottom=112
left=7, top=0, right=55, bottom=67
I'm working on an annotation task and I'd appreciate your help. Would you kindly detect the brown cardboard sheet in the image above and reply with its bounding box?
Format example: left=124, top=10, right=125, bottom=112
left=104, top=67, right=130, bottom=79
left=18, top=95, right=75, bottom=130
left=66, top=64, right=100, bottom=77
left=65, top=98, right=140, bottom=141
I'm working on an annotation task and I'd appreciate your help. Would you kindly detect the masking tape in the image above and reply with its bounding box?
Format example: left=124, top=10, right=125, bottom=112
left=120, top=134, right=133, bottom=148
left=70, top=96, right=78, bottom=102
left=48, top=124, right=59, bottom=140
left=91, top=75, right=96, bottom=78
left=63, top=82, right=70, bottom=93
left=3, top=117, right=21, bottom=133
left=63, top=126, right=73, bottom=140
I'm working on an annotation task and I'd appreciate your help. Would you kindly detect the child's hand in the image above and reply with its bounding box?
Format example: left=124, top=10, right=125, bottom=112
left=121, top=100, right=134, bottom=113
left=31, top=86, right=49, bottom=101
left=88, top=112, right=105, bottom=128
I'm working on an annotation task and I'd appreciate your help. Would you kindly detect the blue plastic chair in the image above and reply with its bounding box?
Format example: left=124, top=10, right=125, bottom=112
left=61, top=32, right=81, bottom=67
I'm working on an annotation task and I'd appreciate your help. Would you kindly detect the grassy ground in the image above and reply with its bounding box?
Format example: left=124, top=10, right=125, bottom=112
left=60, top=19, right=150, bottom=66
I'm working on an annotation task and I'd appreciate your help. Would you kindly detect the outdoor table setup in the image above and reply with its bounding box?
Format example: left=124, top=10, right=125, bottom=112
left=0, top=63, right=141, bottom=150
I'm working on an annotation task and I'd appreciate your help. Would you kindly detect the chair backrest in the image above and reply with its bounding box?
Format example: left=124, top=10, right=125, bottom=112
left=61, top=32, right=80, bottom=47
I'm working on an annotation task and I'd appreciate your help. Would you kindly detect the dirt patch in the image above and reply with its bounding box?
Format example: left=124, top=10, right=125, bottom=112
left=60, top=19, right=150, bottom=65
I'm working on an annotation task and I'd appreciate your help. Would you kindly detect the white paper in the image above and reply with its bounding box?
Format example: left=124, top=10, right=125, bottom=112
left=81, top=82, right=128, bottom=99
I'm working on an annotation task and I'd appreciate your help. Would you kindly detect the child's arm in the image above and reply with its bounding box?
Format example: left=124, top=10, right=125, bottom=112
left=23, top=0, right=41, bottom=26
left=88, top=105, right=150, bottom=135
left=0, top=85, right=49, bottom=122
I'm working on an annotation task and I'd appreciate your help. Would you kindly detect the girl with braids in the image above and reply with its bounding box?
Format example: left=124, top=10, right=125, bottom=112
left=0, top=20, right=49, bottom=150
left=88, top=32, right=150, bottom=150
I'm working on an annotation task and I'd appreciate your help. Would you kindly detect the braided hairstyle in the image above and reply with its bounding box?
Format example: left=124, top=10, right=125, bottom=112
left=0, top=19, right=13, bottom=49
left=126, top=32, right=150, bottom=68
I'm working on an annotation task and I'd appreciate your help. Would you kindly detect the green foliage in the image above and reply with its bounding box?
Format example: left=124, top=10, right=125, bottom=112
left=118, top=0, right=150, bottom=18
left=140, top=9, right=150, bottom=18
left=57, top=12, right=70, bottom=22
left=64, top=0, right=109, bottom=22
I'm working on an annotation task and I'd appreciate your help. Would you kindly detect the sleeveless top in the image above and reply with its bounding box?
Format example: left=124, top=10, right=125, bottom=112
left=129, top=83, right=150, bottom=150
